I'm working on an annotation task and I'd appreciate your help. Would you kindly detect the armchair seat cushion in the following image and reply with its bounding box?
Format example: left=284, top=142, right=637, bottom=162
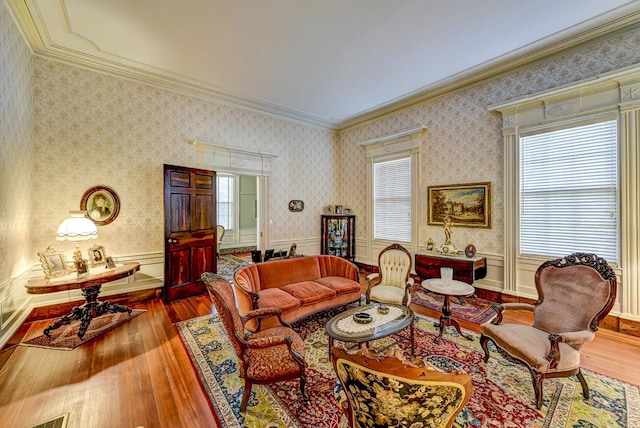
left=256, top=288, right=301, bottom=311
left=368, top=285, right=411, bottom=306
left=480, top=323, right=581, bottom=373
left=281, top=281, right=336, bottom=305
left=246, top=326, right=306, bottom=380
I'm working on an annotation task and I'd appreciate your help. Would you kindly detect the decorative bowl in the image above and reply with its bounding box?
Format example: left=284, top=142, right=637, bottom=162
left=353, top=312, right=373, bottom=324
left=377, top=305, right=390, bottom=314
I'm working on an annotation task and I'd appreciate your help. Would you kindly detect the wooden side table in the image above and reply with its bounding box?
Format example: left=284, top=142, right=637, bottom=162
left=421, top=278, right=475, bottom=343
left=26, top=262, right=140, bottom=338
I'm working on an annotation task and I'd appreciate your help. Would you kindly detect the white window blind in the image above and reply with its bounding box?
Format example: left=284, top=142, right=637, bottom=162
left=519, top=120, right=618, bottom=262
left=217, top=174, right=235, bottom=230
left=374, top=157, right=411, bottom=242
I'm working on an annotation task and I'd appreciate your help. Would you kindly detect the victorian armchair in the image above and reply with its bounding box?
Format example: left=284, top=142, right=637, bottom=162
left=331, top=346, right=472, bottom=428
left=201, top=272, right=308, bottom=412
left=365, top=243, right=414, bottom=306
left=480, top=253, right=617, bottom=409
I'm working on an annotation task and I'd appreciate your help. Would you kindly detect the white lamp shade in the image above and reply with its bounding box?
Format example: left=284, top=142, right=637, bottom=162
left=56, top=211, right=98, bottom=241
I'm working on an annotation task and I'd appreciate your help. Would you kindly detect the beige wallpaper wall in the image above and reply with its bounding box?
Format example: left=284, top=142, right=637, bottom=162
left=338, top=27, right=640, bottom=258
left=0, top=4, right=33, bottom=284
left=31, top=60, right=336, bottom=260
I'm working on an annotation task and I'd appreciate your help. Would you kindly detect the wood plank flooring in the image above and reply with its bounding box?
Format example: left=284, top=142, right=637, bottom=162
left=1, top=276, right=639, bottom=428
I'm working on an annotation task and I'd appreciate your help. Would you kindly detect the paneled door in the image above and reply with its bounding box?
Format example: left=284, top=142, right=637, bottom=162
left=164, top=164, right=217, bottom=302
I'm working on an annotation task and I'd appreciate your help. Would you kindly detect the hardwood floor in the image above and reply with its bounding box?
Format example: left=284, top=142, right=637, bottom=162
left=1, top=275, right=639, bottom=428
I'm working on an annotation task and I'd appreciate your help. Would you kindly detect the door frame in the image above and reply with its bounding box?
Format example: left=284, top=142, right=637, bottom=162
left=188, top=141, right=277, bottom=251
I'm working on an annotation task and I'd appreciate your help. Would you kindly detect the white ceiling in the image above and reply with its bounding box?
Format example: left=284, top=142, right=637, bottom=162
left=7, top=0, right=640, bottom=128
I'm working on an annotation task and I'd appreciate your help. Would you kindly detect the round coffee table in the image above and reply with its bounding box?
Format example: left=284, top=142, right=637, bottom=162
left=421, top=278, right=475, bottom=343
left=325, top=303, right=414, bottom=357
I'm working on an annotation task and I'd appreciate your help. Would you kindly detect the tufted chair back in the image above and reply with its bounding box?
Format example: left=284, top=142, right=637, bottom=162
left=365, top=243, right=414, bottom=306
left=216, top=225, right=225, bottom=258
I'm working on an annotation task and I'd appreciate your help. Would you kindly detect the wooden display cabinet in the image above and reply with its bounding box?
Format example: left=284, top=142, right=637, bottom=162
left=321, top=215, right=355, bottom=261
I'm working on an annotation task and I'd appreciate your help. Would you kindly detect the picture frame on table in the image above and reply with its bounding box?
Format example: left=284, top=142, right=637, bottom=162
left=105, top=256, right=117, bottom=269
left=38, top=246, right=68, bottom=279
left=80, top=185, right=120, bottom=226
left=88, top=244, right=107, bottom=267
left=335, top=205, right=343, bottom=215
left=428, top=182, right=491, bottom=228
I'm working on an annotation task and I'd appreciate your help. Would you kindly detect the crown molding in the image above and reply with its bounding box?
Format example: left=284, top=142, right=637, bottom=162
left=8, top=0, right=640, bottom=131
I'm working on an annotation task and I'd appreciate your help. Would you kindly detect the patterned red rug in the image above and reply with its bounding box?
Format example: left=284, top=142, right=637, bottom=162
left=20, top=309, right=146, bottom=350
left=176, top=309, right=639, bottom=427
left=410, top=284, right=497, bottom=325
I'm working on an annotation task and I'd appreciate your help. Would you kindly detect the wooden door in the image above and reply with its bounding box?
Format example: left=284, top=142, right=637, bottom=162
left=164, top=164, right=217, bottom=302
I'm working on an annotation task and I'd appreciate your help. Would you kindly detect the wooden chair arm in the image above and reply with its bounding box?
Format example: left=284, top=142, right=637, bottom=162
left=366, top=272, right=380, bottom=285
left=490, top=302, right=535, bottom=325
left=243, top=306, right=293, bottom=331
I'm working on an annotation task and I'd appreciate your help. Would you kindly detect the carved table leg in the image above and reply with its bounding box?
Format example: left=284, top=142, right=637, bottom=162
left=43, top=284, right=133, bottom=339
left=433, top=294, right=474, bottom=343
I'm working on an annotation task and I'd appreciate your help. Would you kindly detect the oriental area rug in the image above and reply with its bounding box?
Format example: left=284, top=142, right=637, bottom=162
left=176, top=311, right=639, bottom=428
left=217, top=254, right=251, bottom=282
left=21, top=309, right=146, bottom=350
left=410, top=285, right=497, bottom=325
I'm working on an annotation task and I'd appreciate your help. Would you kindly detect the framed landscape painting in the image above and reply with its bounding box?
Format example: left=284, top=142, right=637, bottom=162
left=428, top=182, right=491, bottom=228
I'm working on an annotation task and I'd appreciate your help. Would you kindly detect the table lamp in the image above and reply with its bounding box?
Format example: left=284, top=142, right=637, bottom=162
left=56, top=210, right=98, bottom=263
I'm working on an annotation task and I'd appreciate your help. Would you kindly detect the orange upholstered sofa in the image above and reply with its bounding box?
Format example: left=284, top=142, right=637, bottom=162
left=233, top=255, right=361, bottom=329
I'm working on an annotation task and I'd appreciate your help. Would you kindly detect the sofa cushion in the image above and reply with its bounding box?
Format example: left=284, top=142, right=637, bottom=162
left=281, top=281, right=336, bottom=305
left=256, top=257, right=321, bottom=289
left=257, top=288, right=301, bottom=311
left=315, top=276, right=361, bottom=295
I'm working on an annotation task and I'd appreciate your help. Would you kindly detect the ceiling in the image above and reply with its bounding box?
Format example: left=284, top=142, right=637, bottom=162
left=7, top=0, right=640, bottom=129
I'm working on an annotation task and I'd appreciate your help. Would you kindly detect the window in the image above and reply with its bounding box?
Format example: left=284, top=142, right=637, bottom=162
left=217, top=174, right=235, bottom=230
left=373, top=156, right=412, bottom=242
left=519, top=119, right=618, bottom=262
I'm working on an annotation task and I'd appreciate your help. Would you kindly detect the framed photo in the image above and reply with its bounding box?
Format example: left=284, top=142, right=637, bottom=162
left=335, top=205, right=343, bottom=215
left=38, top=246, right=68, bottom=279
left=88, top=244, right=107, bottom=267
left=75, top=258, right=89, bottom=276
left=288, top=200, right=304, bottom=212
left=105, top=256, right=117, bottom=269
left=425, top=238, right=436, bottom=253
left=428, top=182, right=491, bottom=228
left=80, top=185, right=120, bottom=226
left=465, top=244, right=477, bottom=258
left=344, top=208, right=351, bottom=215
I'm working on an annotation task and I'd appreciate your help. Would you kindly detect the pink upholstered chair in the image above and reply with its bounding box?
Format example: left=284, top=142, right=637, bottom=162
left=201, top=272, right=308, bottom=412
left=365, top=243, right=414, bottom=306
left=480, top=253, right=617, bottom=409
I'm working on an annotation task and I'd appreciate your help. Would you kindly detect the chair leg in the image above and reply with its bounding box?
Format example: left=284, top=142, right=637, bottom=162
left=240, top=381, right=253, bottom=412
left=300, top=374, right=308, bottom=402
left=479, top=335, right=491, bottom=363
left=576, top=368, right=590, bottom=399
left=529, top=369, right=544, bottom=410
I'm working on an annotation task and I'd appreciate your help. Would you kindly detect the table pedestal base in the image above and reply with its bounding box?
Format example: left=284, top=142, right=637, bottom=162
left=433, top=295, right=474, bottom=344
left=43, top=284, right=132, bottom=339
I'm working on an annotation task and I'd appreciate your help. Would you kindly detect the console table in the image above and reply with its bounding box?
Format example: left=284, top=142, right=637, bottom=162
left=26, top=262, right=140, bottom=338
left=415, top=253, right=486, bottom=284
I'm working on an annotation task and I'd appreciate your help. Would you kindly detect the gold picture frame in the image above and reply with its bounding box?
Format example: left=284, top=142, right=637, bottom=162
left=38, top=246, right=68, bottom=279
left=428, top=182, right=491, bottom=228
left=88, top=244, right=107, bottom=267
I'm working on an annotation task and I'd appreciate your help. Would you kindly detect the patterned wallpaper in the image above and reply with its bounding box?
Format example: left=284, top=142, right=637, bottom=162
left=31, top=60, right=336, bottom=260
left=3, top=2, right=640, bottom=282
left=338, top=27, right=640, bottom=257
left=0, top=4, right=33, bottom=283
